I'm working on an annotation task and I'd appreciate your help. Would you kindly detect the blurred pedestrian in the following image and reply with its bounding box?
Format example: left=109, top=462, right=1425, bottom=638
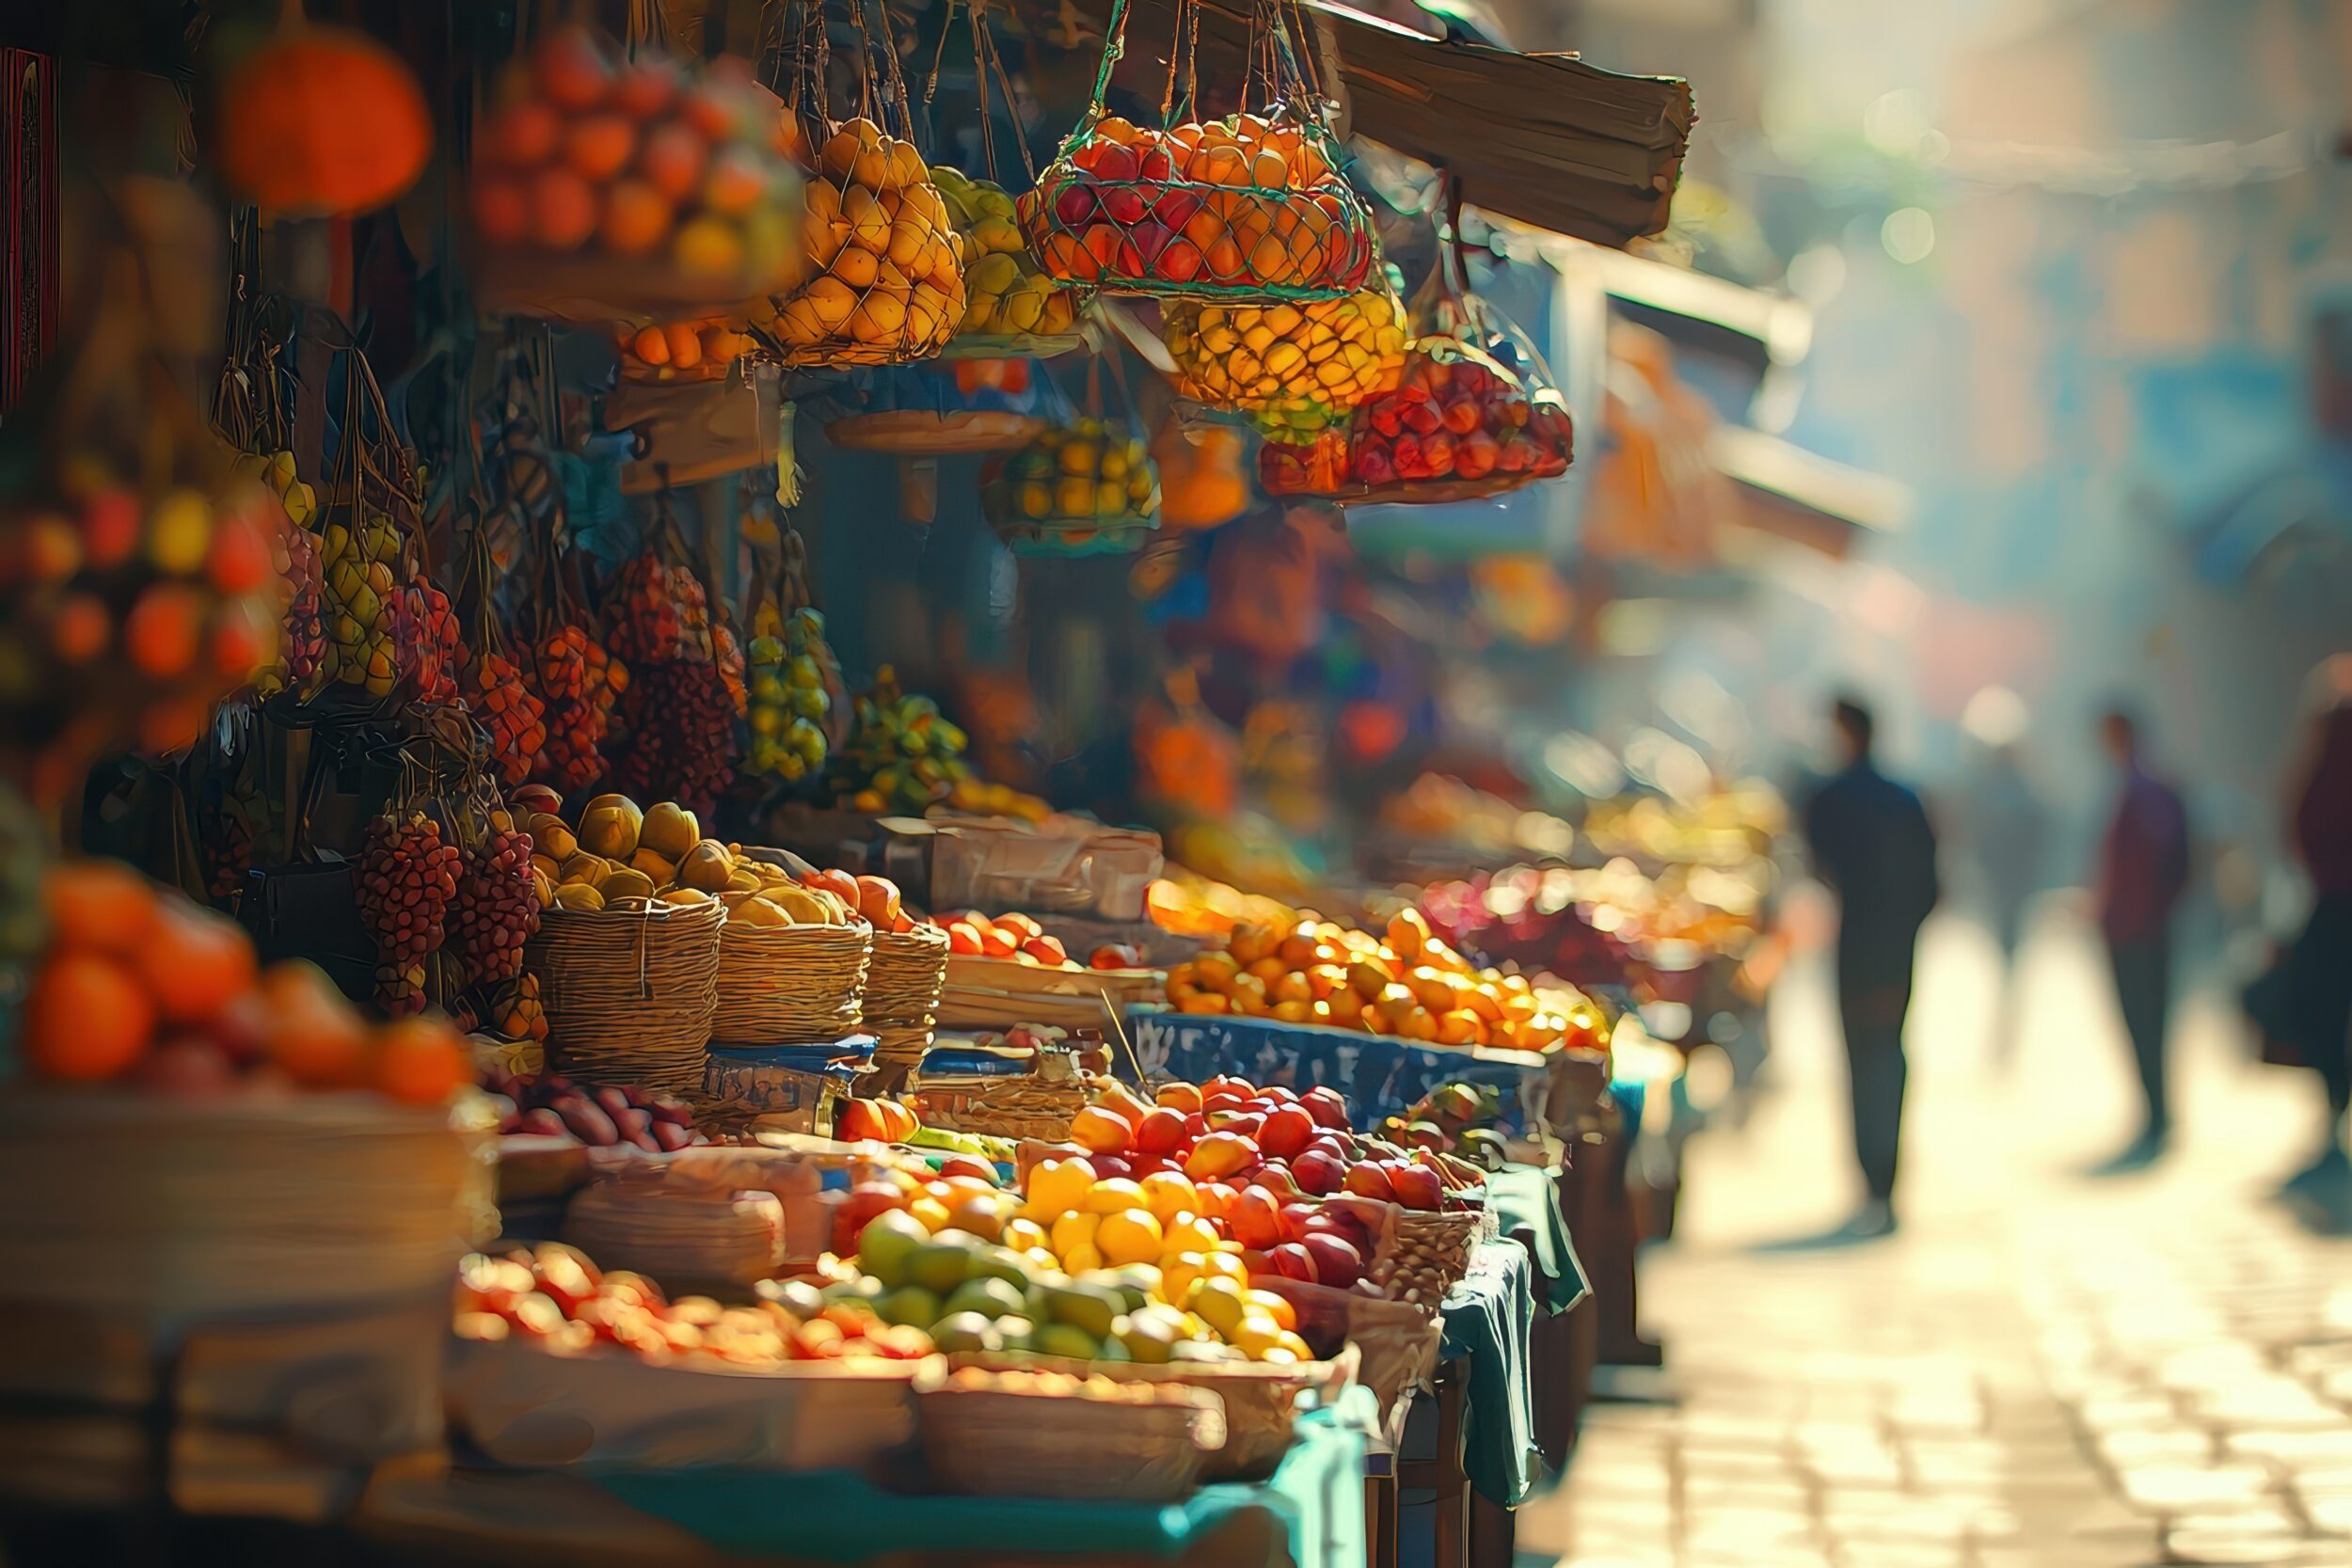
left=1801, top=696, right=1940, bottom=1238
left=2090, top=707, right=2192, bottom=1171
left=2272, top=658, right=2352, bottom=1207
left=1957, top=688, right=2047, bottom=1064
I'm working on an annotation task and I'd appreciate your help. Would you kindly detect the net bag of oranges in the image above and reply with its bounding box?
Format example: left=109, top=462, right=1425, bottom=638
left=617, top=319, right=758, bottom=384
left=1161, top=268, right=1406, bottom=441
left=747, top=0, right=967, bottom=368
left=981, top=404, right=1162, bottom=559
left=1021, top=0, right=1376, bottom=301
left=1260, top=232, right=1575, bottom=503
left=925, top=3, right=1091, bottom=357
left=468, top=23, right=805, bottom=322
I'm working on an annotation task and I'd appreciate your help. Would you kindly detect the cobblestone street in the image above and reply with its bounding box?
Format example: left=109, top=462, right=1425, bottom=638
left=1519, top=906, right=2352, bottom=1568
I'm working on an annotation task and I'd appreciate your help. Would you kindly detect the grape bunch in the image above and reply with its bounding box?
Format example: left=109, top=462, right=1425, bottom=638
left=469, top=651, right=548, bottom=788
left=610, top=551, right=711, bottom=666
left=452, top=810, right=539, bottom=988
left=606, top=659, right=736, bottom=816
left=396, top=579, right=464, bottom=705
left=358, top=811, right=460, bottom=1016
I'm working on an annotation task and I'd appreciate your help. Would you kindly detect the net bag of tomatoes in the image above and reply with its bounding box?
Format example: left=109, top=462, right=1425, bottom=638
left=469, top=17, right=805, bottom=322
left=1161, top=266, right=1406, bottom=441
left=1260, top=226, right=1575, bottom=503
left=746, top=0, right=967, bottom=368
left=1021, top=0, right=1375, bottom=301
left=925, top=3, right=1091, bottom=357
left=981, top=375, right=1163, bottom=559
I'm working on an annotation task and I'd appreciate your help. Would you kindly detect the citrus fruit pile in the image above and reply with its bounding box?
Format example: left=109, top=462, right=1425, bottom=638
left=828, top=664, right=974, bottom=815
left=931, top=166, right=1083, bottom=348
left=983, top=420, right=1161, bottom=556
left=1162, top=285, right=1406, bottom=439
left=21, top=858, right=470, bottom=1104
left=468, top=28, right=803, bottom=306
left=1022, top=114, right=1375, bottom=298
left=752, top=117, right=966, bottom=366
left=619, top=320, right=756, bottom=382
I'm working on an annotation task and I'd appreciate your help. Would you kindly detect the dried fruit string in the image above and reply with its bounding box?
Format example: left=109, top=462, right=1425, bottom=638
left=449, top=769, right=541, bottom=991
left=600, top=491, right=738, bottom=815
left=356, top=755, right=461, bottom=1018
left=453, top=519, right=548, bottom=788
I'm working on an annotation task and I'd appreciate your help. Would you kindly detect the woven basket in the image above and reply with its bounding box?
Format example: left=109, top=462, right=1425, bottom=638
left=915, top=1377, right=1224, bottom=1501
left=526, top=900, right=723, bottom=1095
left=711, top=920, right=872, bottom=1048
left=864, top=923, right=950, bottom=1066
left=1369, top=1208, right=1487, bottom=1309
left=914, top=1072, right=1089, bottom=1143
left=946, top=1345, right=1356, bottom=1481
left=562, top=1174, right=785, bottom=1290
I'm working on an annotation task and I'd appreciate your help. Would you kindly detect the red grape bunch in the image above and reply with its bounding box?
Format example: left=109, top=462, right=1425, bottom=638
left=358, top=811, right=460, bottom=1016
left=453, top=809, right=540, bottom=988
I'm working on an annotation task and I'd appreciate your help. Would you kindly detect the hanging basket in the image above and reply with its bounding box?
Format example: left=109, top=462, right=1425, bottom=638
left=979, top=399, right=1163, bottom=559
left=711, top=917, right=873, bottom=1046
left=523, top=898, right=724, bottom=1094
left=817, top=357, right=1072, bottom=455
left=1021, top=0, right=1376, bottom=303
left=468, top=28, right=806, bottom=323
left=1162, top=275, right=1406, bottom=440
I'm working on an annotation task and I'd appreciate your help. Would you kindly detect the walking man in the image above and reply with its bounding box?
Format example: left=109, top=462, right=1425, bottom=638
left=1803, top=696, right=1940, bottom=1238
left=2091, top=707, right=2191, bottom=1170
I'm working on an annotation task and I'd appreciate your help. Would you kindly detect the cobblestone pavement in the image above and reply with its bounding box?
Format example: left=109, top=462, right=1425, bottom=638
left=1518, top=906, right=2352, bottom=1568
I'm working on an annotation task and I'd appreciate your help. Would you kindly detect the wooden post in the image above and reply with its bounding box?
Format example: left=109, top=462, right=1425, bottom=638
left=0, top=47, right=59, bottom=415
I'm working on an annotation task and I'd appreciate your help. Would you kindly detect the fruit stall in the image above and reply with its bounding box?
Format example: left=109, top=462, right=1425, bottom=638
left=0, top=0, right=1698, bottom=1564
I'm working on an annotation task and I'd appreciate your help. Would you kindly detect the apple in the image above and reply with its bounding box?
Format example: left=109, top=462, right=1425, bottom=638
left=1250, top=1164, right=1302, bottom=1203
left=1183, top=1112, right=1210, bottom=1140
left=1301, top=1086, right=1349, bottom=1129
left=1262, top=1085, right=1297, bottom=1105
left=1228, top=1188, right=1286, bottom=1249
left=1269, top=1243, right=1319, bottom=1283
left=1259, top=1105, right=1314, bottom=1160
left=1293, top=1148, right=1345, bottom=1196
left=1391, top=1164, right=1444, bottom=1211
left=1279, top=1202, right=1322, bottom=1244
left=936, top=1154, right=995, bottom=1184
left=1301, top=1234, right=1363, bottom=1290
left=1135, top=1107, right=1187, bottom=1154
left=1184, top=1130, right=1257, bottom=1180
left=1343, top=1164, right=1396, bottom=1202
left=1090, top=1153, right=1133, bottom=1180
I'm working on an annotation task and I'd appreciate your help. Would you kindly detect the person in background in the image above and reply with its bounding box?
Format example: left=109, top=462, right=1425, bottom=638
left=1801, top=696, right=1940, bottom=1239
left=2090, top=707, right=2192, bottom=1172
left=2274, top=658, right=2352, bottom=1213
left=1956, top=687, right=2047, bottom=1065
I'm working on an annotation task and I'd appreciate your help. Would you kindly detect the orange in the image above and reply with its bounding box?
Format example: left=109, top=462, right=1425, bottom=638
left=703, top=146, right=768, bottom=216
left=629, top=325, right=671, bottom=365
left=637, top=121, right=707, bottom=203
left=260, top=960, right=372, bottom=1087
left=24, top=952, right=152, bottom=1081
left=469, top=175, right=530, bottom=246
left=481, top=100, right=562, bottom=167
left=671, top=215, right=745, bottom=278
left=598, top=178, right=672, bottom=256
left=564, top=114, right=637, bottom=182
left=1096, top=1208, right=1164, bottom=1267
left=124, top=583, right=202, bottom=677
left=530, top=167, right=599, bottom=249
left=374, top=1018, right=471, bottom=1105
left=43, top=860, right=157, bottom=957
left=1205, top=236, right=1246, bottom=283
left=1069, top=1105, right=1132, bottom=1155
left=136, top=898, right=257, bottom=1025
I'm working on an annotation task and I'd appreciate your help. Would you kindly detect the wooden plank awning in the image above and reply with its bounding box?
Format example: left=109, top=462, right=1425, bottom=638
left=1066, top=0, right=1695, bottom=250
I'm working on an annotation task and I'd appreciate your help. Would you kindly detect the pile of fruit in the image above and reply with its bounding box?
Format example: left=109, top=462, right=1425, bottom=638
left=943, top=776, right=1052, bottom=822
left=743, top=608, right=832, bottom=784
left=619, top=320, right=757, bottom=381
left=19, top=859, right=470, bottom=1103
left=490, top=973, right=548, bottom=1042
left=1023, top=114, right=1375, bottom=297
left=468, top=29, right=803, bottom=306
left=1164, top=907, right=1601, bottom=1052
left=455, top=1243, right=933, bottom=1364
left=467, top=650, right=548, bottom=788
left=930, top=166, right=1084, bottom=348
left=1162, top=287, right=1406, bottom=439
left=395, top=578, right=464, bottom=705
left=357, top=811, right=464, bottom=1016
left=828, top=665, right=974, bottom=815
left=982, top=420, right=1161, bottom=556
left=318, top=506, right=405, bottom=698
left=532, top=623, right=628, bottom=794
left=230, top=451, right=326, bottom=698
left=481, top=1069, right=708, bottom=1152
left=928, top=908, right=1065, bottom=965
left=525, top=790, right=879, bottom=930
left=753, top=117, right=966, bottom=366
left=834, top=1094, right=920, bottom=1144
left=602, top=542, right=736, bottom=815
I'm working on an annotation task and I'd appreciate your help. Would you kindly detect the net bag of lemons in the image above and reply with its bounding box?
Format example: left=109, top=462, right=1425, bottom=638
left=818, top=356, right=1075, bottom=455
left=467, top=22, right=805, bottom=322
left=982, top=416, right=1162, bottom=559
left=927, top=4, right=1091, bottom=357
left=1019, top=0, right=1376, bottom=301
left=747, top=0, right=967, bottom=368
left=1260, top=223, right=1574, bottom=503
left=1161, top=267, right=1406, bottom=441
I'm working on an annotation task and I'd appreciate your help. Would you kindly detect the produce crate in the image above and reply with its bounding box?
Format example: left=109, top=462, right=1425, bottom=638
left=938, top=956, right=1163, bottom=1031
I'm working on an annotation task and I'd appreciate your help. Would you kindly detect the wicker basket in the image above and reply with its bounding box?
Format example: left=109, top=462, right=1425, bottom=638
left=946, top=1346, right=1356, bottom=1481
left=526, top=900, right=723, bottom=1095
left=915, top=1377, right=1224, bottom=1501
left=562, top=1172, right=786, bottom=1291
left=711, top=920, right=871, bottom=1048
left=865, top=923, right=950, bottom=1068
left=913, top=1070, right=1089, bottom=1143
left=1369, top=1208, right=1488, bottom=1310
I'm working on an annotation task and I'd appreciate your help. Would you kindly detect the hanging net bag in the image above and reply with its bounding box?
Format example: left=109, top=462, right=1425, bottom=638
left=1022, top=0, right=1376, bottom=301
left=981, top=366, right=1162, bottom=557
left=1260, top=213, right=1575, bottom=503
left=1161, top=266, right=1406, bottom=441
left=925, top=1, right=1091, bottom=357
left=467, top=14, right=806, bottom=323
left=749, top=0, right=968, bottom=368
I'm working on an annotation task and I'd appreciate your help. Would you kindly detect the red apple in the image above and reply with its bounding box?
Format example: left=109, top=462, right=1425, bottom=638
left=1136, top=1107, right=1187, bottom=1153
left=1301, top=1086, right=1349, bottom=1129
left=1343, top=1164, right=1396, bottom=1202
left=1229, top=1188, right=1286, bottom=1249
left=1301, top=1233, right=1363, bottom=1290
left=936, top=1154, right=996, bottom=1184
left=1391, top=1164, right=1444, bottom=1211
left=1279, top=1202, right=1318, bottom=1244
left=1090, top=1153, right=1134, bottom=1180
left=1251, top=1164, right=1302, bottom=1202
left=1269, top=1243, right=1319, bottom=1283
left=1259, top=1104, right=1314, bottom=1159
left=1293, top=1148, right=1345, bottom=1196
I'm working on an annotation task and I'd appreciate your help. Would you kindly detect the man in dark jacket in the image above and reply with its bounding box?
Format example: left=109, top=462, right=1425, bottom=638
left=1804, top=697, right=1940, bottom=1237
left=2092, top=707, right=2191, bottom=1170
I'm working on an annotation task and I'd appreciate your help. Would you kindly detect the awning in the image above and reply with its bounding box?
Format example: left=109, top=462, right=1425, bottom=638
left=1066, top=0, right=1695, bottom=250
left=1708, top=423, right=1911, bottom=560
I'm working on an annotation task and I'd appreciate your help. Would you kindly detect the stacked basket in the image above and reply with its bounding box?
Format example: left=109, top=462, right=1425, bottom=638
left=864, top=921, right=951, bottom=1074
left=525, top=900, right=725, bottom=1094
left=711, top=919, right=873, bottom=1047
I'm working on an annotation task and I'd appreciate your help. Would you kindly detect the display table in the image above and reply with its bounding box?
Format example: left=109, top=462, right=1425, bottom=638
left=357, top=1391, right=1378, bottom=1568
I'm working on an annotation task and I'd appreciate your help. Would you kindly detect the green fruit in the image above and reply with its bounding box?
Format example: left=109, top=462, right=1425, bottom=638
left=906, top=1241, right=978, bottom=1295
left=789, top=686, right=830, bottom=719
left=945, top=1276, right=1028, bottom=1321
left=875, top=1286, right=943, bottom=1328
left=787, top=655, right=821, bottom=687
left=1042, top=1283, right=1121, bottom=1339
left=822, top=1275, right=886, bottom=1305
left=993, top=1314, right=1036, bottom=1350
left=1033, top=1323, right=1104, bottom=1361
left=966, top=1246, right=1033, bottom=1290
left=856, top=1210, right=931, bottom=1289
left=752, top=672, right=788, bottom=704
left=930, top=1311, right=1004, bottom=1354
left=1101, top=1267, right=1159, bottom=1313
left=749, top=635, right=785, bottom=664
left=1118, top=1315, right=1179, bottom=1365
